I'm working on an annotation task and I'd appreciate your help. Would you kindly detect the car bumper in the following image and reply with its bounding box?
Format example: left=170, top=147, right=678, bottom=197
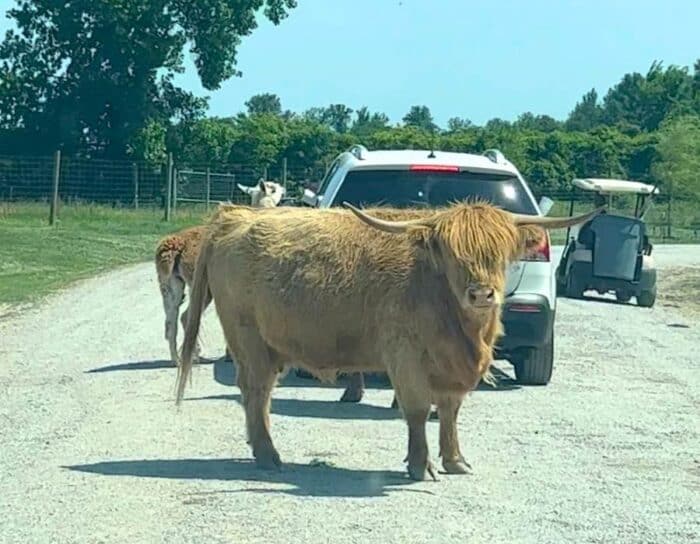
left=497, top=294, right=554, bottom=352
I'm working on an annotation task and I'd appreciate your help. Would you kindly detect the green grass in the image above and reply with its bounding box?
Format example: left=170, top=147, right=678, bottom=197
left=0, top=201, right=206, bottom=305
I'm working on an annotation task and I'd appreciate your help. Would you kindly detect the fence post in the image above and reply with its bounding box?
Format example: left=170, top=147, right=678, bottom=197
left=263, top=167, right=268, bottom=180
left=172, top=167, right=178, bottom=213
left=206, top=168, right=211, bottom=210
left=49, top=150, right=61, bottom=225
left=229, top=174, right=235, bottom=202
left=666, top=191, right=672, bottom=239
left=164, top=153, right=173, bottom=221
left=132, top=162, right=139, bottom=209
left=282, top=157, right=288, bottom=190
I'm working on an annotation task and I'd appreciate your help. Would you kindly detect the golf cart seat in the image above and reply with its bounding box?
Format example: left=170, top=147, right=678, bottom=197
left=588, top=213, right=645, bottom=282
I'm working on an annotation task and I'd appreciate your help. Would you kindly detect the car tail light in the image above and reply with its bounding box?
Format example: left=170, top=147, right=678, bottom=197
left=523, top=231, right=550, bottom=262
left=409, top=164, right=459, bottom=172
left=508, top=304, right=542, bottom=313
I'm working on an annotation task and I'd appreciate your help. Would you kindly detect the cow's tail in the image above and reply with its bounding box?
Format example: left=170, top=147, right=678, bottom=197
left=175, top=234, right=211, bottom=406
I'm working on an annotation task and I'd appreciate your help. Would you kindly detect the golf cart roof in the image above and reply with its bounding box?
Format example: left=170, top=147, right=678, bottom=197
left=572, top=178, right=659, bottom=195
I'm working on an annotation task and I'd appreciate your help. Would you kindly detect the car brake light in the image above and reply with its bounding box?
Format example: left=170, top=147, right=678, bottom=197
left=508, top=304, right=542, bottom=313
left=523, top=231, right=550, bottom=262
left=409, top=164, right=459, bottom=172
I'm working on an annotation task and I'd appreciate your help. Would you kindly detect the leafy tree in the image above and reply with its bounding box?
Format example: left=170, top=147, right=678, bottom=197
left=601, top=61, right=694, bottom=132
left=0, top=0, right=297, bottom=156
left=515, top=112, right=561, bottom=132
left=129, top=119, right=168, bottom=164
left=350, top=107, right=390, bottom=139
left=402, top=105, right=438, bottom=132
left=245, top=93, right=283, bottom=116
left=653, top=114, right=700, bottom=200
left=565, top=88, right=602, bottom=131
left=446, top=117, right=473, bottom=132
left=323, top=104, right=354, bottom=133
left=228, top=113, right=288, bottom=167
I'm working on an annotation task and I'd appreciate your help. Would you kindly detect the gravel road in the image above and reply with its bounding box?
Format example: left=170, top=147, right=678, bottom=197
left=1, top=246, right=698, bottom=544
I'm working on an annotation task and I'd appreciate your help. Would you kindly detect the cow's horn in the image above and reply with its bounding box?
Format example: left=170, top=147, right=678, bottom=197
left=510, top=207, right=605, bottom=228
left=342, top=202, right=430, bottom=234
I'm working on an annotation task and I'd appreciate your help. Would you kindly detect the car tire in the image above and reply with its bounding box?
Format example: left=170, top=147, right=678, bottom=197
left=615, top=289, right=632, bottom=303
left=512, top=335, right=554, bottom=386
left=637, top=288, right=656, bottom=308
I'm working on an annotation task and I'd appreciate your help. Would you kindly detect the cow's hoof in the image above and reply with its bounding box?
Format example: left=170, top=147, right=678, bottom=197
left=407, top=459, right=438, bottom=482
left=442, top=458, right=472, bottom=474
left=254, top=449, right=282, bottom=471
left=339, top=388, right=364, bottom=403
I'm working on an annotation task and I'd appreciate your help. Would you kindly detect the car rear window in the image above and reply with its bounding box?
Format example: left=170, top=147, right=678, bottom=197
left=331, top=169, right=538, bottom=215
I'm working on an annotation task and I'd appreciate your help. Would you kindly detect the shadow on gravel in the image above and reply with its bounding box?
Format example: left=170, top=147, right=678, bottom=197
left=64, top=458, right=414, bottom=498
left=186, top=393, right=402, bottom=421
left=214, top=357, right=521, bottom=393
left=85, top=358, right=216, bottom=374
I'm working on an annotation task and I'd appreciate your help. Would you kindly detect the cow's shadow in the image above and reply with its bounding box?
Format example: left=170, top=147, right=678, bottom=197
left=63, top=458, right=417, bottom=498
left=85, top=358, right=216, bottom=374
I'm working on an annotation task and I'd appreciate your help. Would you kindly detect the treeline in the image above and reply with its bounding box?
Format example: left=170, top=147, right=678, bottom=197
left=0, top=1, right=698, bottom=198
left=167, top=60, right=700, bottom=197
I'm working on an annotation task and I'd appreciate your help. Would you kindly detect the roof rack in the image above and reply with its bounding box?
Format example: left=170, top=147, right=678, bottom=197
left=347, top=144, right=368, bottom=160
left=483, top=149, right=506, bottom=164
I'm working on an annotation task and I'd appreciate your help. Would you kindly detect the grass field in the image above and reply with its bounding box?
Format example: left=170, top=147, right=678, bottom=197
left=0, top=202, right=206, bottom=306
left=1, top=199, right=698, bottom=307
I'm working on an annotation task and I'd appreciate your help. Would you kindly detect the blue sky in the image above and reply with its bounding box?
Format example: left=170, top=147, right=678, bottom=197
left=1, top=0, right=698, bottom=127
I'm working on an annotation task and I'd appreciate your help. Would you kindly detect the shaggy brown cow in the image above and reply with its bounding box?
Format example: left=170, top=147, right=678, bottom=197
left=175, top=202, right=599, bottom=480
left=155, top=180, right=285, bottom=365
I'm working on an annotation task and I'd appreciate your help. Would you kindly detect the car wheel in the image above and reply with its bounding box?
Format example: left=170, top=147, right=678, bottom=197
left=637, top=288, right=656, bottom=308
left=615, top=289, right=632, bottom=303
left=512, top=335, right=554, bottom=386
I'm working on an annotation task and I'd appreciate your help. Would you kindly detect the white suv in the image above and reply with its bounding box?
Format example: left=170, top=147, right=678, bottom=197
left=301, top=145, right=557, bottom=384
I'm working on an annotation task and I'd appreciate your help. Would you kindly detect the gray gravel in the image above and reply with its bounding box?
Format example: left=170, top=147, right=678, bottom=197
left=1, top=246, right=698, bottom=544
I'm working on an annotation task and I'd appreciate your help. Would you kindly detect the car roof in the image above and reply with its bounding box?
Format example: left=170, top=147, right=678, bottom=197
left=344, top=148, right=521, bottom=175
left=573, top=177, right=659, bottom=195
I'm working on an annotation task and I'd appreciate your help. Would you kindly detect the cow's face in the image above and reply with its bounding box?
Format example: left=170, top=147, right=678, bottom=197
left=238, top=180, right=285, bottom=207
left=343, top=202, right=602, bottom=318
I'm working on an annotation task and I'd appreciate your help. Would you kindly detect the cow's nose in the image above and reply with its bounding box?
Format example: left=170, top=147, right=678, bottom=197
left=467, top=286, right=495, bottom=306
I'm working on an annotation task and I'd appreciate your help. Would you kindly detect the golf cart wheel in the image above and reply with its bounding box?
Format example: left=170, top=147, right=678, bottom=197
left=615, top=289, right=632, bottom=303
left=637, top=289, right=656, bottom=308
left=512, top=336, right=554, bottom=386
left=565, top=272, right=584, bottom=299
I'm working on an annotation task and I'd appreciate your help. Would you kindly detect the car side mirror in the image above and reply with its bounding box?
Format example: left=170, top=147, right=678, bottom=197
left=538, top=196, right=554, bottom=216
left=301, top=188, right=319, bottom=207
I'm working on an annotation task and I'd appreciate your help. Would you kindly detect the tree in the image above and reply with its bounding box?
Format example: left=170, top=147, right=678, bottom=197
left=0, top=0, right=297, bottom=157
left=402, top=105, right=438, bottom=132
left=350, top=107, right=390, bottom=139
left=653, top=115, right=700, bottom=200
left=601, top=61, right=694, bottom=132
left=515, top=112, right=561, bottom=132
left=446, top=117, right=473, bottom=132
left=323, top=104, right=354, bottom=133
left=565, top=88, right=602, bottom=131
left=245, top=93, right=283, bottom=116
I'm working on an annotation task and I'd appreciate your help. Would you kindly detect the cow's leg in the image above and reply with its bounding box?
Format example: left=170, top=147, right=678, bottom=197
left=233, top=328, right=281, bottom=470
left=436, top=393, right=471, bottom=474
left=161, top=275, right=185, bottom=365
left=339, top=372, right=365, bottom=403
left=390, top=372, right=436, bottom=481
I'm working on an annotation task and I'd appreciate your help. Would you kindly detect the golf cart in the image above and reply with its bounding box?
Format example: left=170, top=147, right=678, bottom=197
left=555, top=178, right=659, bottom=307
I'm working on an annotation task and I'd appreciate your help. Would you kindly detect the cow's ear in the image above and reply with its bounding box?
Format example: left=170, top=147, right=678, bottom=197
left=258, top=178, right=268, bottom=194
left=517, top=225, right=546, bottom=259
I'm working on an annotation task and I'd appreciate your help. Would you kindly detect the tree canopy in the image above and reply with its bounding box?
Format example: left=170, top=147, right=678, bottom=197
left=0, top=3, right=697, bottom=202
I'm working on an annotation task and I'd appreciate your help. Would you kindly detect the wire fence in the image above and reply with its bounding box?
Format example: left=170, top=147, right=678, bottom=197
left=0, top=151, right=697, bottom=239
